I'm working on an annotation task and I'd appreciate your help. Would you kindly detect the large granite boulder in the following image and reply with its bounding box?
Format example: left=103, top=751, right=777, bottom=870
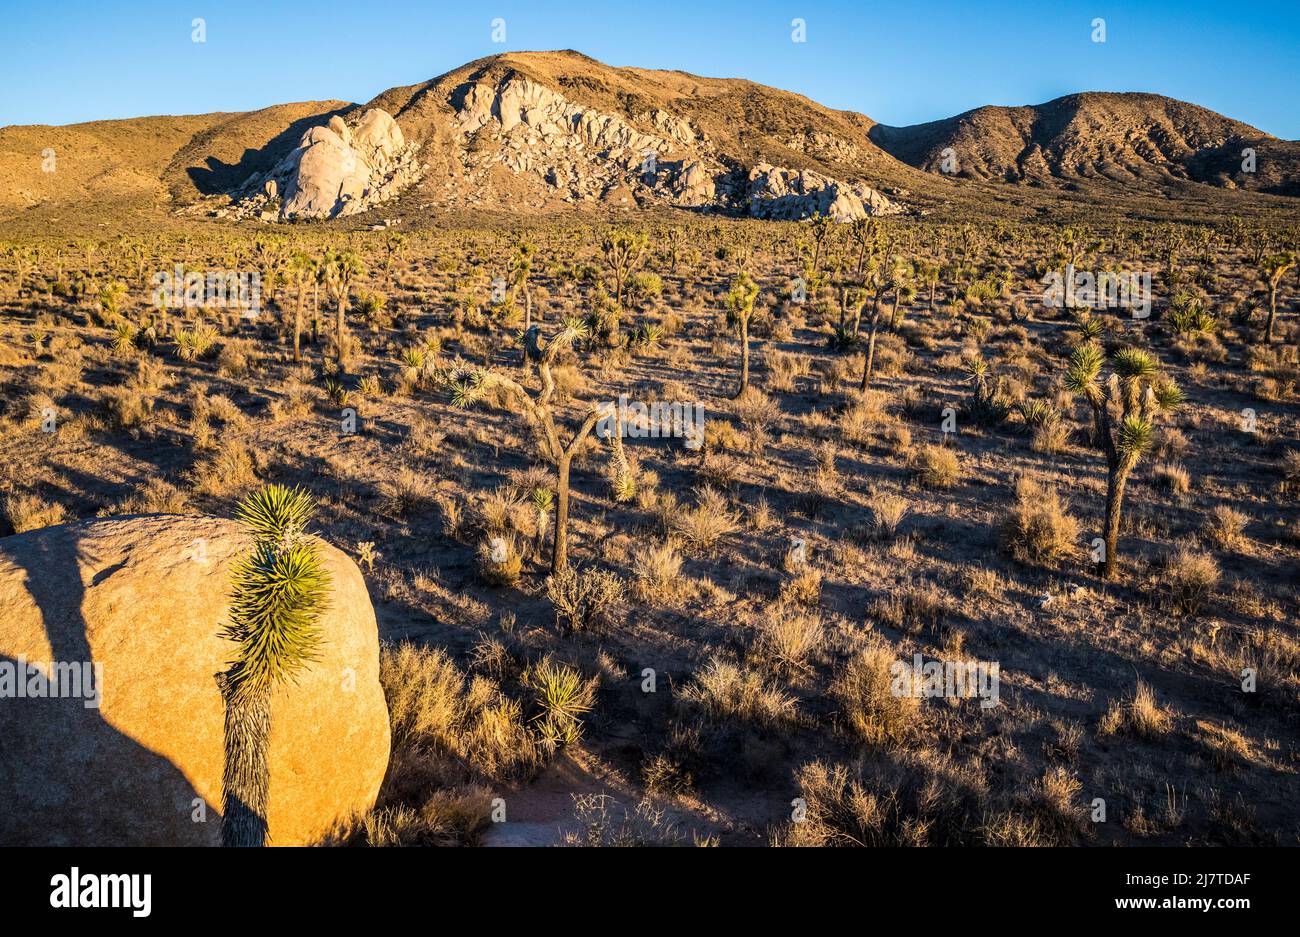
left=0, top=514, right=389, bottom=846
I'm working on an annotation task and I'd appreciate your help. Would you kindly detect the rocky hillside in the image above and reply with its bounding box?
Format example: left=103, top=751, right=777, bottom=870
left=870, top=92, right=1300, bottom=195
left=2, top=53, right=1297, bottom=229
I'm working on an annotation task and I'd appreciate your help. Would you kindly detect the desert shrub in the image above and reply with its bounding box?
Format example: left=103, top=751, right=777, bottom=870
left=1000, top=475, right=1080, bottom=565
left=562, top=794, right=692, bottom=847
left=1203, top=504, right=1249, bottom=549
left=831, top=640, right=921, bottom=745
left=546, top=566, right=622, bottom=632
left=871, top=581, right=951, bottom=634
left=679, top=658, right=796, bottom=728
left=912, top=444, right=960, bottom=488
left=631, top=541, right=683, bottom=603
left=1099, top=680, right=1173, bottom=738
left=189, top=440, right=256, bottom=497
left=1152, top=461, right=1191, bottom=495
left=338, top=789, right=493, bottom=847
left=1161, top=548, right=1219, bottom=615
left=476, top=534, right=523, bottom=586
left=865, top=491, right=909, bottom=540
left=378, top=466, right=430, bottom=517
left=380, top=642, right=541, bottom=787
left=668, top=486, right=738, bottom=553
left=3, top=493, right=68, bottom=534
left=753, top=607, right=823, bottom=678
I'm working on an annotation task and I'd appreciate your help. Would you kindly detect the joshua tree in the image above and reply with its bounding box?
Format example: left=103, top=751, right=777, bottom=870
left=917, top=260, right=941, bottom=314
left=509, top=237, right=537, bottom=332
left=1261, top=251, right=1297, bottom=344
left=442, top=319, right=616, bottom=573
left=1066, top=344, right=1183, bottom=579
left=381, top=232, right=405, bottom=292
left=886, top=255, right=914, bottom=330
left=726, top=272, right=759, bottom=398
left=849, top=217, right=880, bottom=277
left=600, top=227, right=648, bottom=325
left=219, top=485, right=330, bottom=847
left=322, top=249, right=365, bottom=372
left=808, top=215, right=835, bottom=275
left=285, top=252, right=315, bottom=363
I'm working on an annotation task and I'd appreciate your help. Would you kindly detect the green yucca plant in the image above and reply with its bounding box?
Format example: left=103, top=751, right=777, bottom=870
left=219, top=484, right=330, bottom=847
left=526, top=658, right=595, bottom=747
left=1066, top=342, right=1182, bottom=578
left=110, top=319, right=138, bottom=356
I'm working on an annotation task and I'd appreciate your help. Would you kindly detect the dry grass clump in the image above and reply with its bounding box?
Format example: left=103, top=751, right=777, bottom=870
left=1000, top=475, right=1080, bottom=565
left=871, top=580, right=951, bottom=635
left=1161, top=547, right=1220, bottom=615
left=476, top=533, right=523, bottom=585
left=865, top=490, right=909, bottom=540
left=189, top=439, right=256, bottom=497
left=912, top=444, right=960, bottom=488
left=668, top=486, right=739, bottom=553
left=562, top=794, right=692, bottom=847
left=1203, top=504, right=1249, bottom=549
left=106, top=478, right=188, bottom=515
left=546, top=565, right=622, bottom=632
left=753, top=607, right=824, bottom=678
left=1099, top=680, right=1174, bottom=739
left=3, top=493, right=68, bottom=534
left=1152, top=460, right=1191, bottom=494
left=630, top=541, right=683, bottom=603
left=831, top=639, right=921, bottom=746
left=380, top=642, right=541, bottom=787
left=778, top=753, right=986, bottom=847
left=331, top=787, right=494, bottom=847
left=679, top=658, right=797, bottom=728
left=378, top=466, right=430, bottom=517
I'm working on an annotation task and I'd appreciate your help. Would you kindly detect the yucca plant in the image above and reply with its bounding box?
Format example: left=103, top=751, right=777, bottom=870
left=219, top=484, right=330, bottom=847
left=1066, top=343, right=1182, bottom=578
left=441, top=318, right=615, bottom=573
left=525, top=658, right=596, bottom=747
left=110, top=319, right=138, bottom=356
left=726, top=272, right=759, bottom=398
left=1260, top=251, right=1296, bottom=344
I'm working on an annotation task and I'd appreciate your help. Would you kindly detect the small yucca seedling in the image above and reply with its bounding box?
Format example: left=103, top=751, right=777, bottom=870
left=219, top=483, right=330, bottom=847
left=526, top=658, right=595, bottom=748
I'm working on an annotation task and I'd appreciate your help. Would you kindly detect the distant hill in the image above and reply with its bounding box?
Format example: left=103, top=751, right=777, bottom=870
left=1, top=53, right=1296, bottom=231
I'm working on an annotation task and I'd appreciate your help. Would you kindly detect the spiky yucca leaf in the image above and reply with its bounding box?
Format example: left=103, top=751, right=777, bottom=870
left=962, top=354, right=989, bottom=379
left=1065, top=342, right=1104, bottom=398
left=223, top=541, right=330, bottom=698
left=1152, top=379, right=1184, bottom=412
left=1112, top=347, right=1158, bottom=381
left=1117, top=414, right=1154, bottom=459
left=235, top=484, right=315, bottom=544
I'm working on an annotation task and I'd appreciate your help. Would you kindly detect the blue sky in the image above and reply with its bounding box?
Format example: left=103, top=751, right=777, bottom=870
left=2, top=0, right=1297, bottom=138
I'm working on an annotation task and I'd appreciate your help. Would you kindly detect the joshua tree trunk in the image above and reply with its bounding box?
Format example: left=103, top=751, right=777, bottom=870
left=335, top=291, right=348, bottom=372
left=860, top=309, right=881, bottom=390
left=1100, top=466, right=1130, bottom=580
left=889, top=290, right=902, bottom=330
left=292, top=285, right=304, bottom=363
left=1266, top=285, right=1279, bottom=344
left=929, top=282, right=937, bottom=314
left=552, top=453, right=574, bottom=573
left=219, top=678, right=271, bottom=847
left=734, top=319, right=751, bottom=398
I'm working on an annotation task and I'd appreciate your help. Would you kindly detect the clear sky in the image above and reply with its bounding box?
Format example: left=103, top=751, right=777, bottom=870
left=2, top=0, right=1297, bottom=138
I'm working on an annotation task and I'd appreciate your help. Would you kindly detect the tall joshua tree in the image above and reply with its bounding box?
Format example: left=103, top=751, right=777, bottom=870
left=322, top=249, right=365, bottom=373
left=1261, top=251, right=1297, bottom=344
left=285, top=252, right=315, bottom=363
left=219, top=485, right=330, bottom=847
left=600, top=228, right=648, bottom=344
left=1066, top=344, right=1182, bottom=579
left=509, top=237, right=537, bottom=332
left=442, top=319, right=616, bottom=573
left=726, top=272, right=759, bottom=399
